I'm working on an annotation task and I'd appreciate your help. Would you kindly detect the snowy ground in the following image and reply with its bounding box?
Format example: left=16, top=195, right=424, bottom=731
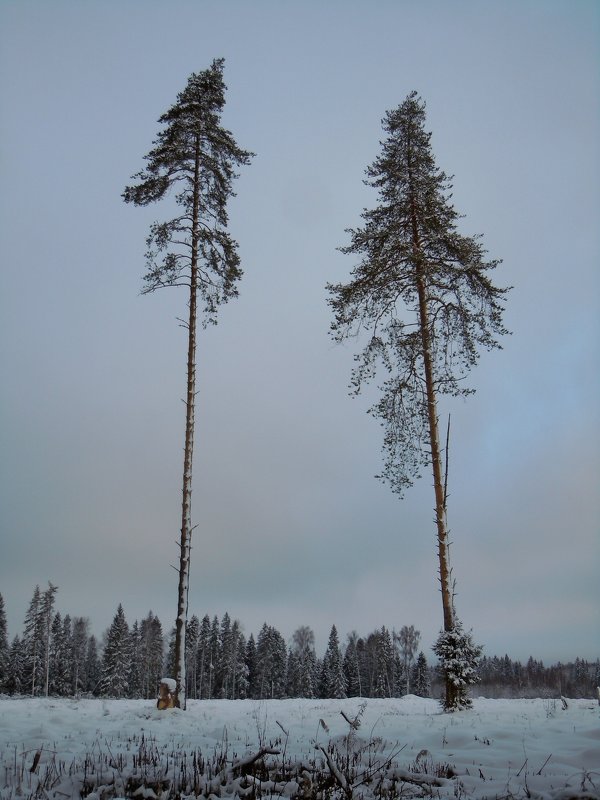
left=0, top=696, right=598, bottom=799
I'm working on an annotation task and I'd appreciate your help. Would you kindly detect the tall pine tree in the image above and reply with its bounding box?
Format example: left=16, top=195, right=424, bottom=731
left=123, top=60, right=253, bottom=709
left=327, top=92, right=508, bottom=710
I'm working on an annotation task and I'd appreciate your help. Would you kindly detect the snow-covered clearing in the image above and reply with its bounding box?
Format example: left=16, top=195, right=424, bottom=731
left=0, top=696, right=598, bottom=799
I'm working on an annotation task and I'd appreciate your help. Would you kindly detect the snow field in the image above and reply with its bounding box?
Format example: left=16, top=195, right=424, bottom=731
left=0, top=696, right=598, bottom=799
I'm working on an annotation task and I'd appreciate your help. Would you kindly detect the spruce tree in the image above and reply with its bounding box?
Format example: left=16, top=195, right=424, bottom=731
left=320, top=625, right=346, bottom=699
left=433, top=621, right=482, bottom=710
left=128, top=620, right=143, bottom=698
left=0, top=593, right=8, bottom=691
left=7, top=636, right=25, bottom=694
left=217, top=612, right=233, bottom=698
left=343, top=632, right=362, bottom=697
left=207, top=616, right=221, bottom=699
left=230, top=620, right=247, bottom=699
left=291, top=625, right=317, bottom=698
left=99, top=604, right=131, bottom=698
left=40, top=583, right=59, bottom=696
left=245, top=634, right=257, bottom=698
left=411, top=651, right=430, bottom=697
left=22, top=585, right=44, bottom=695
left=328, top=92, right=508, bottom=711
left=373, top=627, right=395, bottom=698
left=123, top=59, right=253, bottom=709
left=197, top=614, right=212, bottom=699
left=85, top=635, right=101, bottom=694
left=49, top=613, right=72, bottom=696
left=256, top=624, right=287, bottom=698
left=71, top=617, right=89, bottom=696
left=184, top=615, right=200, bottom=699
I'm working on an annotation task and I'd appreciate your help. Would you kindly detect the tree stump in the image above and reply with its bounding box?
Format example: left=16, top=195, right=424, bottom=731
left=157, top=678, right=176, bottom=710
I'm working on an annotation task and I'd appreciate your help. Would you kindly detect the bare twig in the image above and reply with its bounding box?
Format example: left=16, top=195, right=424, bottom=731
left=536, top=754, right=552, bottom=775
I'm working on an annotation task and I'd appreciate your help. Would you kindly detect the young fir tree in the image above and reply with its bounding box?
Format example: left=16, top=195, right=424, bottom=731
left=411, top=651, right=431, bottom=697
left=123, top=59, right=253, bottom=709
left=327, top=92, right=509, bottom=711
left=432, top=620, right=482, bottom=710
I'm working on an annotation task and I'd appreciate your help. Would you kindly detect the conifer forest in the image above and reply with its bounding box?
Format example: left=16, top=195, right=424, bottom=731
left=0, top=589, right=597, bottom=702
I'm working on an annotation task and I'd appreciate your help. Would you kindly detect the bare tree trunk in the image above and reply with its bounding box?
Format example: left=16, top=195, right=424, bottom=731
left=44, top=614, right=51, bottom=697
left=174, top=137, right=201, bottom=710
left=415, top=277, right=454, bottom=632
left=409, top=188, right=456, bottom=708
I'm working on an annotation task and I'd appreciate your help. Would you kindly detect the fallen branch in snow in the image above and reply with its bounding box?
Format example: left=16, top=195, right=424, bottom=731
left=231, top=746, right=281, bottom=772
left=388, top=767, right=451, bottom=789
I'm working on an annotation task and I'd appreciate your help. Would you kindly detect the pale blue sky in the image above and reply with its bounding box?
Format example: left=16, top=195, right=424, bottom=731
left=1, top=0, right=598, bottom=662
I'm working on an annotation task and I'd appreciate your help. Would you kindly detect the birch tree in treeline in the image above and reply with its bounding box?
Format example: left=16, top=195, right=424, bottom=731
left=396, top=624, right=420, bottom=695
left=123, top=59, right=253, bottom=709
left=327, top=92, right=509, bottom=711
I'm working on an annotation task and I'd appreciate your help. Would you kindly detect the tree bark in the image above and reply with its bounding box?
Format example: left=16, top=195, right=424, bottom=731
left=174, top=136, right=201, bottom=709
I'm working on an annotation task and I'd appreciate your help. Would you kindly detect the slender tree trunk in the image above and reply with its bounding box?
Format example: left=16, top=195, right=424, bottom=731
left=174, top=137, right=201, bottom=710
left=415, top=276, right=454, bottom=632
left=44, top=615, right=51, bottom=697
left=409, top=185, right=456, bottom=708
left=31, top=645, right=37, bottom=696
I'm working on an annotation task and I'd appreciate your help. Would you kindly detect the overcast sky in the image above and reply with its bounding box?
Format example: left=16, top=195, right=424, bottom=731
left=1, top=0, right=598, bottom=664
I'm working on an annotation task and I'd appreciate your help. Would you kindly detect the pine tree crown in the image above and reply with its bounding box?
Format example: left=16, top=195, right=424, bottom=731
left=123, top=59, right=254, bottom=325
left=327, top=91, right=510, bottom=495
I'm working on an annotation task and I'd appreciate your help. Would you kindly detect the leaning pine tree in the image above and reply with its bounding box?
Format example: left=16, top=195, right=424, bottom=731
left=123, top=59, right=253, bottom=709
left=327, top=92, right=509, bottom=711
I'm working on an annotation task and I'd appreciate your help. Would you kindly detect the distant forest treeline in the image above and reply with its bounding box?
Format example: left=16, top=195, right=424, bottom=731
left=0, top=588, right=597, bottom=701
